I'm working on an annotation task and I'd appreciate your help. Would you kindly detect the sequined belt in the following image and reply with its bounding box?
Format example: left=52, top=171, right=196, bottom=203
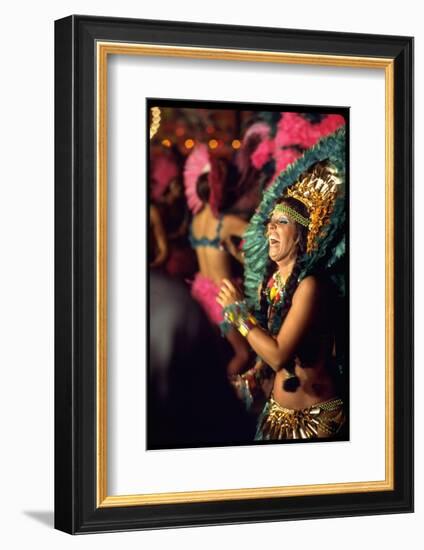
left=255, top=395, right=345, bottom=440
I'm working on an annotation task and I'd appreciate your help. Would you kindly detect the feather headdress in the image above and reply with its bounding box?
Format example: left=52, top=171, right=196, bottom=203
left=183, top=144, right=225, bottom=216
left=183, top=144, right=210, bottom=214
left=243, top=126, right=346, bottom=310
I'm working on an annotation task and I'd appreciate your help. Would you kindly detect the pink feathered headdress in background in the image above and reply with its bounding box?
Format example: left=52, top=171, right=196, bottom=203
left=274, top=112, right=345, bottom=173
left=239, top=121, right=273, bottom=171
left=150, top=153, right=179, bottom=201
left=183, top=144, right=226, bottom=217
left=242, top=121, right=270, bottom=144
left=183, top=144, right=210, bottom=214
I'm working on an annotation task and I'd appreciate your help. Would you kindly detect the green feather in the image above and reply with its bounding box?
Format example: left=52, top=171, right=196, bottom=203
left=243, top=127, right=347, bottom=306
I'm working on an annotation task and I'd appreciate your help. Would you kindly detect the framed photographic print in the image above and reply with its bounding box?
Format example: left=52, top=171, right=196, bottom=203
left=54, top=15, right=413, bottom=534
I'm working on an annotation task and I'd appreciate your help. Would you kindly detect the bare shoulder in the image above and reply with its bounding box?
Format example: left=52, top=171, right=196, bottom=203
left=223, top=214, right=245, bottom=227
left=292, top=275, right=322, bottom=304
left=222, top=214, right=248, bottom=237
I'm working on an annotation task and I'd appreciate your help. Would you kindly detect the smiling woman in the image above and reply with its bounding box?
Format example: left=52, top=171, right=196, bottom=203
left=267, top=197, right=309, bottom=264
left=218, top=131, right=348, bottom=441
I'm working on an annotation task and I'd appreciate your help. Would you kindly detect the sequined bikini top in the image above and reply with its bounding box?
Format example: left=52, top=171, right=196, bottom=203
left=189, top=216, right=223, bottom=249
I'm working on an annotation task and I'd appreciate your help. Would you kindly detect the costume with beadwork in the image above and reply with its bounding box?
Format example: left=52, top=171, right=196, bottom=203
left=225, top=127, right=347, bottom=440
left=184, top=144, right=227, bottom=325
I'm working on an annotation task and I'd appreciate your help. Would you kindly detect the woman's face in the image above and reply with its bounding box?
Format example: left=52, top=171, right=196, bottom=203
left=266, top=208, right=299, bottom=263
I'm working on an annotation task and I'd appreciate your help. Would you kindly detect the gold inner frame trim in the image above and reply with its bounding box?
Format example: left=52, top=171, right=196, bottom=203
left=96, top=42, right=395, bottom=508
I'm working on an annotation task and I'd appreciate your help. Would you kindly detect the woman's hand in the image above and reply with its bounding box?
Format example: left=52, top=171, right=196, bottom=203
left=216, top=278, right=244, bottom=308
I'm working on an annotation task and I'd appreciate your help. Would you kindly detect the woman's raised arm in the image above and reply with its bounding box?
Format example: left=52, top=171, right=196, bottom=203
left=217, top=276, right=321, bottom=371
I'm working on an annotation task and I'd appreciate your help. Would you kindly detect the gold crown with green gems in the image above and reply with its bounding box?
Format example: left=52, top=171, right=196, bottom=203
left=272, top=160, right=342, bottom=253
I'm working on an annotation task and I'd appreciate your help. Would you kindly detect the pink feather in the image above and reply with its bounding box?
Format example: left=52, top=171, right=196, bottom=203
left=251, top=138, right=274, bottom=169
left=242, top=121, right=270, bottom=144
left=150, top=155, right=179, bottom=201
left=184, top=144, right=210, bottom=214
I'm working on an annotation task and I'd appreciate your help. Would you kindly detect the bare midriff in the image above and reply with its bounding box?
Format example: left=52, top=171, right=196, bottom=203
left=272, top=334, right=338, bottom=410
left=196, top=246, right=232, bottom=285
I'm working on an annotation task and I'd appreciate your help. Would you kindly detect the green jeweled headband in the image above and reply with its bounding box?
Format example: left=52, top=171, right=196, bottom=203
left=272, top=203, right=310, bottom=228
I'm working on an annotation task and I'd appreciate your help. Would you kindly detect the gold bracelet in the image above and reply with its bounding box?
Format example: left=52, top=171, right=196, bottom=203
left=237, top=314, right=258, bottom=338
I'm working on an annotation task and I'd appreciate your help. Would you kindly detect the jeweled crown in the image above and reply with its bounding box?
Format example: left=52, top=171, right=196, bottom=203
left=284, top=160, right=342, bottom=253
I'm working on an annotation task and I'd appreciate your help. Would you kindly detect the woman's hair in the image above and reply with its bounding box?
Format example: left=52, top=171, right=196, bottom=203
left=196, top=158, right=237, bottom=211
left=196, top=172, right=210, bottom=203
left=260, top=196, right=310, bottom=392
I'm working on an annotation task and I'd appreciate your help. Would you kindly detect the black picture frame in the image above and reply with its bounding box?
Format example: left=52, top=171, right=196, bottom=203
left=55, top=15, right=413, bottom=534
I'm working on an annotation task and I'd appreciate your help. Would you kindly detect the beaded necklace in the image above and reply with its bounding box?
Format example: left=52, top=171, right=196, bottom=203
left=264, top=270, right=288, bottom=335
left=265, top=270, right=288, bottom=307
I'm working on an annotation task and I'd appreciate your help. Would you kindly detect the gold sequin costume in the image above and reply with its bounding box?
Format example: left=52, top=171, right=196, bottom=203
left=255, top=395, right=345, bottom=440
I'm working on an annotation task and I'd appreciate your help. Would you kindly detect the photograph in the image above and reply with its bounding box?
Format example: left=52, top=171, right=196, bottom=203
left=147, top=100, right=349, bottom=450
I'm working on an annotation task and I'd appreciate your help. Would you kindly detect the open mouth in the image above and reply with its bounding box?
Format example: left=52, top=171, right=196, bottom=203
left=269, top=236, right=280, bottom=246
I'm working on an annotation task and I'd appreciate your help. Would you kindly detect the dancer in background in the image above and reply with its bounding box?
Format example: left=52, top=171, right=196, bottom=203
left=225, top=121, right=274, bottom=219
left=184, top=144, right=252, bottom=376
left=149, top=203, right=168, bottom=269
left=150, top=149, right=197, bottom=279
